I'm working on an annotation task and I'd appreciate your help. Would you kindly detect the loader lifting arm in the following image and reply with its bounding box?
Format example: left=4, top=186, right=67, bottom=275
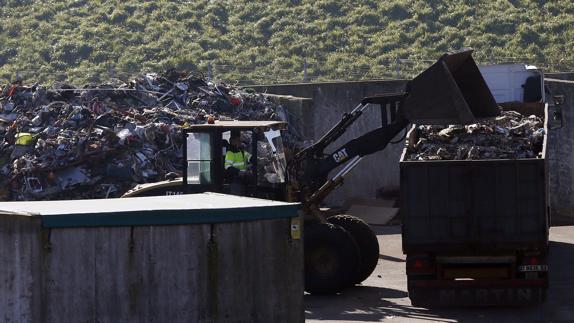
left=290, top=48, right=500, bottom=218
left=289, top=93, right=410, bottom=215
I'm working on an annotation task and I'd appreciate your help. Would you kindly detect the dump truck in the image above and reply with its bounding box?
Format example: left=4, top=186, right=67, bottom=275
left=124, top=49, right=500, bottom=295
left=401, top=64, right=551, bottom=306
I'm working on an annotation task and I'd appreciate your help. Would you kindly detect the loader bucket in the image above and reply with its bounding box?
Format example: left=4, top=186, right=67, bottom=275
left=402, top=49, right=499, bottom=125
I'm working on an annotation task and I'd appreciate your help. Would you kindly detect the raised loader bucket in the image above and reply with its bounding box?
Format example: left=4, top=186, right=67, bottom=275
left=402, top=48, right=499, bottom=125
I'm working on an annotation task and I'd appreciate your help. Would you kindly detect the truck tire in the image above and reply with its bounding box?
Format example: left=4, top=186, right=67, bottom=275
left=304, top=222, right=360, bottom=294
left=407, top=277, right=428, bottom=307
left=327, top=214, right=379, bottom=284
left=407, top=287, right=426, bottom=308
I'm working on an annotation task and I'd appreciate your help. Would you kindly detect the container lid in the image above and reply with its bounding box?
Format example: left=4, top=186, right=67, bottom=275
left=0, top=193, right=299, bottom=228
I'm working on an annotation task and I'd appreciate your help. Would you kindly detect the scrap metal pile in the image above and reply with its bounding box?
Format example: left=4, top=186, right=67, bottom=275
left=0, top=71, right=285, bottom=201
left=405, top=110, right=545, bottom=161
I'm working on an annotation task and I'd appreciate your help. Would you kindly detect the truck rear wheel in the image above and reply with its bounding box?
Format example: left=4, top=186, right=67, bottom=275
left=406, top=276, right=431, bottom=307
left=327, top=214, right=379, bottom=284
left=304, top=222, right=360, bottom=294
left=407, top=287, right=427, bottom=308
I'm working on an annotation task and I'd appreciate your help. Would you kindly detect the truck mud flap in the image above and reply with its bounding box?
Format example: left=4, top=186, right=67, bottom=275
left=408, top=279, right=547, bottom=307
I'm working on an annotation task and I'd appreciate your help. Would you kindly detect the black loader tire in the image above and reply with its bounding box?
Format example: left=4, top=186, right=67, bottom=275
left=304, top=222, right=361, bottom=294
left=327, top=214, right=379, bottom=284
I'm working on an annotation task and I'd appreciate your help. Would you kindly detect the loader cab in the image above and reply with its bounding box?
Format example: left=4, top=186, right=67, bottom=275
left=184, top=121, right=288, bottom=200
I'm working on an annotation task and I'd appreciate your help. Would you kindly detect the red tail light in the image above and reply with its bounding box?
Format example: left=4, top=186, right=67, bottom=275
left=407, top=255, right=435, bottom=275
left=413, top=259, right=425, bottom=269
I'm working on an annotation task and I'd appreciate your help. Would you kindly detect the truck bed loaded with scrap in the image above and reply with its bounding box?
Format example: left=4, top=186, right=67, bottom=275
left=401, top=66, right=549, bottom=308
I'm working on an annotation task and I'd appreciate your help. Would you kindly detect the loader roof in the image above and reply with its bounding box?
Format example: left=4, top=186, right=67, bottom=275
left=188, top=120, right=287, bottom=130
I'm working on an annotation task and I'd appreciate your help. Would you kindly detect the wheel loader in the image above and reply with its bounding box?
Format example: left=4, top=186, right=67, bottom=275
left=123, top=49, right=499, bottom=294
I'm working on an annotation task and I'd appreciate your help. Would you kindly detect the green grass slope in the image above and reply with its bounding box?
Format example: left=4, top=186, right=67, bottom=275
left=1, top=0, right=573, bottom=84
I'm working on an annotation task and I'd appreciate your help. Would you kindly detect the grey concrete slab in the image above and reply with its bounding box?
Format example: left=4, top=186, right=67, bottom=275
left=44, top=228, right=97, bottom=322
left=305, top=225, right=574, bottom=323
left=0, top=208, right=303, bottom=322
left=547, top=80, right=574, bottom=219
left=0, top=214, right=42, bottom=322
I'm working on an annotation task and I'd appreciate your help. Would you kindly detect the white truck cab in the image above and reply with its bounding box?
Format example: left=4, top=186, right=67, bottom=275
left=479, top=63, right=565, bottom=130
left=479, top=64, right=544, bottom=103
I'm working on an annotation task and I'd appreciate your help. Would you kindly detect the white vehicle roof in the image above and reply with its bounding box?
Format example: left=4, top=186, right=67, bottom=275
left=479, top=64, right=544, bottom=103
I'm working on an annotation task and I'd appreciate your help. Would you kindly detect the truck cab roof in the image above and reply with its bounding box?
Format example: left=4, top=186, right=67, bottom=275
left=479, top=64, right=544, bottom=103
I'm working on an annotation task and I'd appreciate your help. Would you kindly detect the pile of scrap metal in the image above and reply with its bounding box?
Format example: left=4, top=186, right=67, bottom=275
left=405, top=110, right=545, bottom=161
left=0, top=71, right=287, bottom=201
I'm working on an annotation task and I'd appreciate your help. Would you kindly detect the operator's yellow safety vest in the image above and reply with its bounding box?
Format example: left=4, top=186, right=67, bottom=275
left=225, top=150, right=251, bottom=171
left=15, top=133, right=34, bottom=146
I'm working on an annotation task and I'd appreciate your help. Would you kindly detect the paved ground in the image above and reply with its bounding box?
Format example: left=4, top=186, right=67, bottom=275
left=305, top=225, right=574, bottom=322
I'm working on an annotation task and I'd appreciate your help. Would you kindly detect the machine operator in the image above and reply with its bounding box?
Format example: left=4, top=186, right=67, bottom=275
left=224, top=130, right=252, bottom=195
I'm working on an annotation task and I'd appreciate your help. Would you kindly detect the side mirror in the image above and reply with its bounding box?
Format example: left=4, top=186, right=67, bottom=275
left=548, top=95, right=564, bottom=130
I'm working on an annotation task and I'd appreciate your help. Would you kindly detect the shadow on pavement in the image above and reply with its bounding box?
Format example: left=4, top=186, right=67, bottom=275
left=433, top=241, right=574, bottom=322
left=425, top=241, right=574, bottom=322
left=305, top=286, right=451, bottom=322
left=542, top=241, right=574, bottom=320
left=305, top=239, right=574, bottom=322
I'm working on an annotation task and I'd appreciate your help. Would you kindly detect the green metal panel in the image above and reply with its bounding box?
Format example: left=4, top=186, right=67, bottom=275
left=0, top=193, right=300, bottom=228
left=41, top=205, right=299, bottom=228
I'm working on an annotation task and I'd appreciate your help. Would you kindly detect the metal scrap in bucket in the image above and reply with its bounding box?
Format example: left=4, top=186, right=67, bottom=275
left=405, top=110, right=545, bottom=161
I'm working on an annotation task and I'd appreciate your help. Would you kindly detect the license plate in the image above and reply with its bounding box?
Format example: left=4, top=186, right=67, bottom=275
left=518, top=265, right=548, bottom=272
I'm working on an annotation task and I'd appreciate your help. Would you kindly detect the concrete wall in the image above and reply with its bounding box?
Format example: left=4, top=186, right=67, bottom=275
left=254, top=80, right=409, bottom=205
left=264, top=94, right=315, bottom=141
left=546, top=79, right=574, bottom=218
left=0, top=214, right=303, bottom=323
left=546, top=73, right=574, bottom=81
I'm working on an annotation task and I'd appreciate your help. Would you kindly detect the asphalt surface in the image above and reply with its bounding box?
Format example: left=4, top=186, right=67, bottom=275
left=305, top=225, right=574, bottom=323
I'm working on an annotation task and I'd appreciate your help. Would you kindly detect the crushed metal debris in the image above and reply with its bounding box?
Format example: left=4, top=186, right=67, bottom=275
left=0, top=71, right=289, bottom=201
left=405, top=110, right=545, bottom=161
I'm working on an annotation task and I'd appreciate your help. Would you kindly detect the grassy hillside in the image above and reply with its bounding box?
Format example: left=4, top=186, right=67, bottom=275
left=1, top=0, right=573, bottom=84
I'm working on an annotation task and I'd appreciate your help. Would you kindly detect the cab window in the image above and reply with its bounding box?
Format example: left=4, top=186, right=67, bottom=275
left=186, top=132, right=213, bottom=184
